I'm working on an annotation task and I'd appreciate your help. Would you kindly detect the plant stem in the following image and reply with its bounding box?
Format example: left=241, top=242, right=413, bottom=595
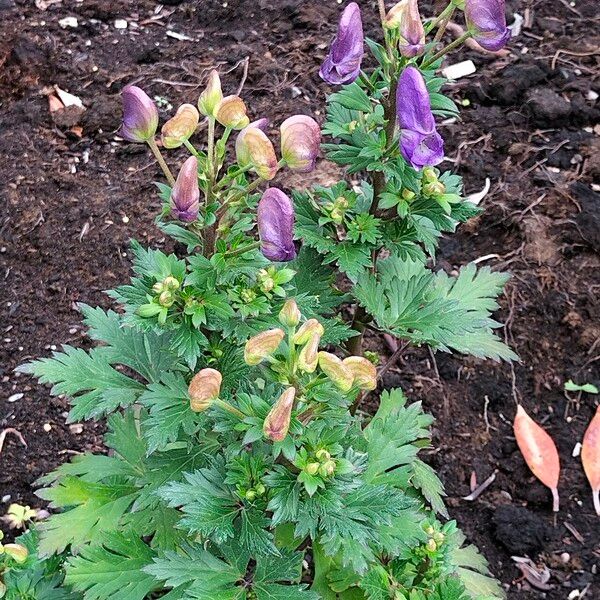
left=224, top=241, right=260, bottom=258
left=203, top=118, right=217, bottom=256
left=147, top=138, right=175, bottom=186
left=422, top=31, right=472, bottom=69
left=424, top=2, right=454, bottom=35
left=214, top=398, right=245, bottom=419
left=377, top=0, right=387, bottom=25
left=433, top=6, right=456, bottom=43
left=183, top=138, right=201, bottom=158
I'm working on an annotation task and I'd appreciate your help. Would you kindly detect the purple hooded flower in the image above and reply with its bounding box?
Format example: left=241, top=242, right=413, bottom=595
left=257, top=188, right=297, bottom=262
left=396, top=66, right=444, bottom=169
left=120, top=85, right=158, bottom=143
left=171, top=156, right=200, bottom=222
left=464, top=0, right=511, bottom=52
left=319, top=2, right=364, bottom=85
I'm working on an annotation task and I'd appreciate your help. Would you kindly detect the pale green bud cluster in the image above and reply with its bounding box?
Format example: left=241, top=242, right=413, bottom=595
left=152, top=275, right=181, bottom=307
left=322, top=195, right=350, bottom=225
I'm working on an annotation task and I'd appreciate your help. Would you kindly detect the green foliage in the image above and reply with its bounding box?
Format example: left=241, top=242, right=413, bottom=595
left=12, top=4, right=514, bottom=600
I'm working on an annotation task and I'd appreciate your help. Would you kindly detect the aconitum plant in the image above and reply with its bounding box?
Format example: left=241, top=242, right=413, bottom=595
left=5, top=1, right=514, bottom=599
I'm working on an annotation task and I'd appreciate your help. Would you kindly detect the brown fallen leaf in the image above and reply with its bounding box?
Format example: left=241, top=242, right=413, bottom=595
left=513, top=405, right=560, bottom=511
left=581, top=405, right=600, bottom=515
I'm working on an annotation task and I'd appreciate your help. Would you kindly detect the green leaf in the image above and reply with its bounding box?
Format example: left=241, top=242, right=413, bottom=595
left=65, top=531, right=157, bottom=600
left=254, top=583, right=319, bottom=600
left=37, top=478, right=137, bottom=555
left=565, top=379, right=599, bottom=394
left=324, top=243, right=372, bottom=282
left=411, top=459, right=448, bottom=518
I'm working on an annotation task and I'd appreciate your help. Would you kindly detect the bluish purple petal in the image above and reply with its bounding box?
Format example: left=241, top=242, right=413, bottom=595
left=257, top=188, right=297, bottom=262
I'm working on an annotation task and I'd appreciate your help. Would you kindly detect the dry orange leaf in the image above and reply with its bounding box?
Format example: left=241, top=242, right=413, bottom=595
left=513, top=405, right=560, bottom=511
left=582, top=405, right=600, bottom=516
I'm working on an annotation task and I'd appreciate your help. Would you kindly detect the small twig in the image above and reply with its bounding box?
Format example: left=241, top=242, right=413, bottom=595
left=234, top=57, right=250, bottom=96
left=377, top=341, right=410, bottom=381
left=0, top=428, right=27, bottom=455
left=462, top=470, right=497, bottom=501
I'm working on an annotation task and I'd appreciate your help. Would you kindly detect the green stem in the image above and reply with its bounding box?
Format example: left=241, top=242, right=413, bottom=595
left=224, top=241, right=260, bottom=258
left=183, top=138, right=201, bottom=158
left=214, top=398, right=244, bottom=419
left=422, top=31, right=472, bottom=69
left=214, top=165, right=252, bottom=190
left=425, top=3, right=454, bottom=35
left=147, top=138, right=175, bottom=186
left=433, top=6, right=456, bottom=43
left=377, top=0, right=387, bottom=25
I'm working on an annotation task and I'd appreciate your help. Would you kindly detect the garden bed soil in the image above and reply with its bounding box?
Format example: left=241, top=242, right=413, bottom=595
left=1, top=1, right=599, bottom=598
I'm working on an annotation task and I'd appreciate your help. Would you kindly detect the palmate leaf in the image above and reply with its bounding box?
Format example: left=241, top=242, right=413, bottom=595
left=65, top=531, right=157, bottom=600
left=18, top=346, right=144, bottom=421
left=323, top=242, right=372, bottom=282
left=355, top=256, right=517, bottom=362
left=36, top=477, right=137, bottom=555
left=411, top=459, right=448, bottom=518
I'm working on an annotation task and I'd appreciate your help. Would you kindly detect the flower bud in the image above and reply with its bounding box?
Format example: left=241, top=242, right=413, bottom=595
left=343, top=356, right=377, bottom=391
left=401, top=188, right=416, bottom=201
left=305, top=462, right=320, bottom=475
left=384, top=0, right=425, bottom=58
left=245, top=489, right=256, bottom=501
left=161, top=103, right=200, bottom=149
left=171, top=155, right=200, bottom=222
left=423, top=181, right=446, bottom=196
left=298, top=333, right=320, bottom=374
left=188, top=368, right=222, bottom=412
left=255, top=483, right=266, bottom=496
left=280, top=115, right=321, bottom=173
left=318, top=352, right=354, bottom=392
left=163, top=276, right=180, bottom=290
left=120, top=85, right=158, bottom=143
left=293, top=319, right=324, bottom=345
left=316, top=449, right=331, bottom=461
left=244, top=328, right=285, bottom=365
left=198, top=70, right=223, bottom=117
left=152, top=282, right=164, bottom=294
left=215, top=95, right=250, bottom=130
left=263, top=387, right=296, bottom=442
left=2, top=543, right=28, bottom=563
left=426, top=538, right=437, bottom=552
left=319, top=459, right=336, bottom=478
left=0, top=580, right=5, bottom=597
left=257, top=188, right=297, bottom=262
left=279, top=299, right=301, bottom=327
left=158, top=290, right=175, bottom=307
left=235, top=125, right=278, bottom=180
left=433, top=531, right=445, bottom=544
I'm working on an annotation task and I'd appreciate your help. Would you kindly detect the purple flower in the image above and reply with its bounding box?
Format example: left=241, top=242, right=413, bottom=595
left=319, top=2, right=364, bottom=85
left=280, top=115, right=321, bottom=173
left=384, top=0, right=425, bottom=58
left=171, top=156, right=200, bottom=222
left=120, top=85, right=158, bottom=143
left=396, top=66, right=444, bottom=169
left=464, top=0, right=511, bottom=52
left=257, top=188, right=297, bottom=262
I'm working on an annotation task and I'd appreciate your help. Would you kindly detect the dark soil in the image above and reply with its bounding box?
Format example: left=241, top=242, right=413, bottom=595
left=1, top=1, right=599, bottom=598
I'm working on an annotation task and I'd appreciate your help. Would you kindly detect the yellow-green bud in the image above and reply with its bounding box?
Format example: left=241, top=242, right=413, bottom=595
left=215, top=95, right=250, bottom=130
left=152, top=282, right=164, bottom=294
left=263, top=387, right=296, bottom=442
left=0, top=580, right=5, bottom=598
left=2, top=543, right=28, bottom=563
left=318, top=351, right=354, bottom=392
left=422, top=167, right=438, bottom=183
left=426, top=538, right=437, bottom=552
left=260, top=277, right=275, bottom=293
left=279, top=299, right=301, bottom=327
left=159, top=290, right=175, bottom=307
left=330, top=208, right=344, bottom=224
left=245, top=489, right=257, bottom=501
left=188, top=368, right=222, bottom=412
left=297, top=333, right=320, bottom=374
left=161, top=103, right=200, bottom=149
left=244, top=328, right=285, bottom=365
left=315, top=449, right=331, bottom=461
left=423, top=181, right=446, bottom=196
left=335, top=196, right=349, bottom=209
left=240, top=288, right=257, bottom=303
left=319, top=459, right=336, bottom=478
left=198, top=70, right=223, bottom=117
left=401, top=188, right=416, bottom=201
left=425, top=525, right=435, bottom=536
left=305, top=462, right=320, bottom=475
left=343, top=356, right=377, bottom=391
left=255, top=483, right=266, bottom=496
left=433, top=532, right=445, bottom=544
left=163, top=276, right=180, bottom=290
left=348, top=120, right=358, bottom=132
left=293, top=318, right=324, bottom=345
